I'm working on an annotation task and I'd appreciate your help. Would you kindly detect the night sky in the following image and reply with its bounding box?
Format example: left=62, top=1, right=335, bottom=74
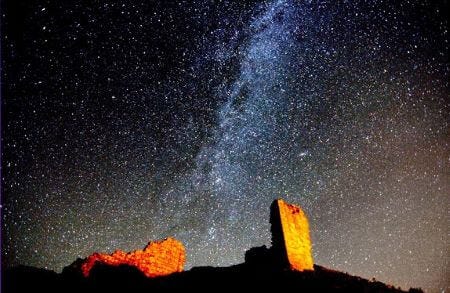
left=2, top=1, right=448, bottom=292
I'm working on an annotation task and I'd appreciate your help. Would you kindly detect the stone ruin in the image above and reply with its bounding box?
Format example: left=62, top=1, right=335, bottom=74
left=246, top=199, right=314, bottom=271
left=80, top=237, right=185, bottom=278
left=270, top=198, right=314, bottom=271
left=79, top=199, right=313, bottom=278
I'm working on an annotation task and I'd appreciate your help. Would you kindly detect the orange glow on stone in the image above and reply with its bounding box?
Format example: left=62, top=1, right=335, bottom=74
left=81, top=237, right=185, bottom=278
left=275, top=199, right=314, bottom=271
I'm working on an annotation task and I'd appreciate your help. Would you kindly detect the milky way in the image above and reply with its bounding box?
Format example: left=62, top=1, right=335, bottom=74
left=2, top=1, right=448, bottom=292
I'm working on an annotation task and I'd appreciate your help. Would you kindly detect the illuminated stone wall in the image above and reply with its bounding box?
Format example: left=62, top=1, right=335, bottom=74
left=81, top=237, right=185, bottom=278
left=270, top=199, right=314, bottom=271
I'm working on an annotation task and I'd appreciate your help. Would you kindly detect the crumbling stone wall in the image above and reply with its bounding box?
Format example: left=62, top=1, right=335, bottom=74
left=81, top=237, right=185, bottom=277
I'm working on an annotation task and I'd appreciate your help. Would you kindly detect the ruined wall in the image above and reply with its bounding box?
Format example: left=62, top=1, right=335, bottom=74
left=270, top=199, right=314, bottom=271
left=81, top=237, right=185, bottom=278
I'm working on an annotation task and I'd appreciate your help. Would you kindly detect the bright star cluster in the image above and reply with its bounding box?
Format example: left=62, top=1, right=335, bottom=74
left=2, top=1, right=448, bottom=292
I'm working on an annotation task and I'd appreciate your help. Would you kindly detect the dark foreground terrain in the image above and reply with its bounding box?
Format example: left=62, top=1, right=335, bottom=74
left=3, top=263, right=422, bottom=293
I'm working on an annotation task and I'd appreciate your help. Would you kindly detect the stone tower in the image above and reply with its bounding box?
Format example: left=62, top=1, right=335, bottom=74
left=270, top=199, right=314, bottom=271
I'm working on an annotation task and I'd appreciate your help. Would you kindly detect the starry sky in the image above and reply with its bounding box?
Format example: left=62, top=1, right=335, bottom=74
left=1, top=0, right=448, bottom=292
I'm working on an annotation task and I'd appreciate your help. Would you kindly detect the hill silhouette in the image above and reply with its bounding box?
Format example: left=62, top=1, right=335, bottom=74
left=3, top=262, right=423, bottom=293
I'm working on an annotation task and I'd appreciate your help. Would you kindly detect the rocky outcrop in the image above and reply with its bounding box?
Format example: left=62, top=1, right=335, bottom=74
left=80, top=237, right=185, bottom=278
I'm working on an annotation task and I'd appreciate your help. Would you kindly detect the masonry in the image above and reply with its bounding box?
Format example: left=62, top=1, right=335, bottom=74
left=80, top=237, right=185, bottom=278
left=246, top=199, right=314, bottom=271
left=270, top=199, right=314, bottom=271
left=78, top=199, right=313, bottom=278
